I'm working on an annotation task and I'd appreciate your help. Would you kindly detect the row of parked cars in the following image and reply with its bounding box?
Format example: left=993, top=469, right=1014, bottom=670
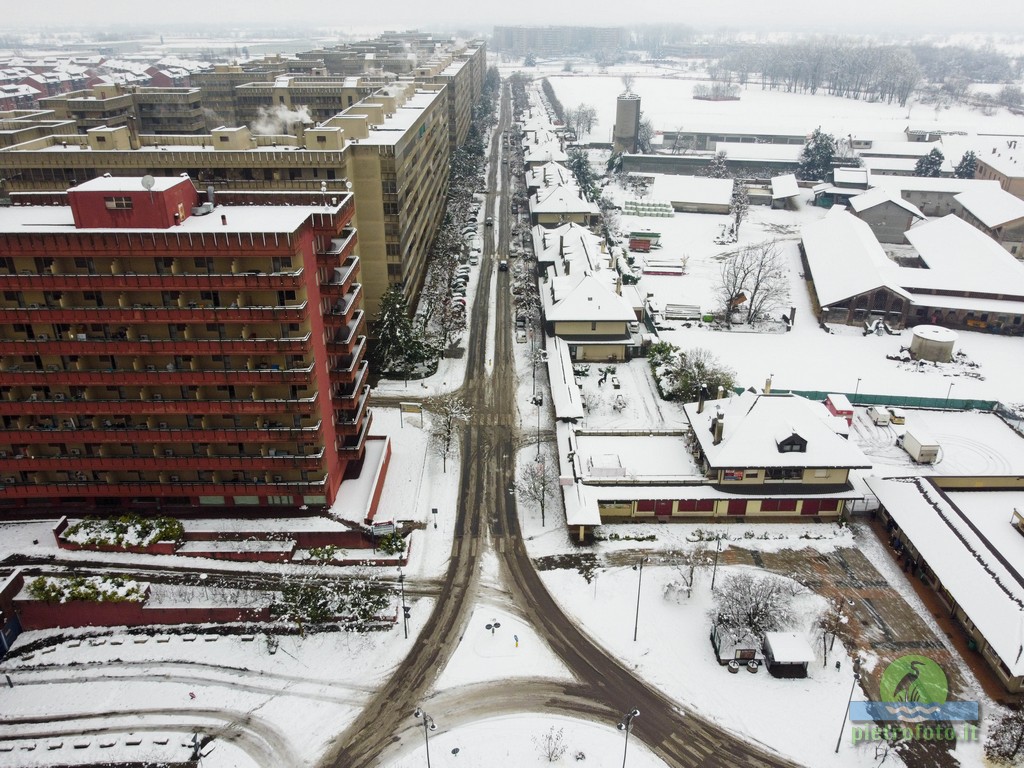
left=451, top=265, right=471, bottom=313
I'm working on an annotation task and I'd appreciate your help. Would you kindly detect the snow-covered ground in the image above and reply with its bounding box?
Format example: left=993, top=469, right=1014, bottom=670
left=544, top=75, right=1024, bottom=143
left=3, top=73, right=1020, bottom=768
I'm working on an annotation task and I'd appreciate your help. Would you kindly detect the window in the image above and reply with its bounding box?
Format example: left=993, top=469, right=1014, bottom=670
left=219, top=135, right=229, bottom=142
left=104, top=196, right=133, bottom=210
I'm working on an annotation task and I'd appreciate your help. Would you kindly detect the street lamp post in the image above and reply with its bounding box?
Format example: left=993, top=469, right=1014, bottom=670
left=413, top=708, right=437, bottom=768
left=632, top=557, right=649, bottom=642
left=834, top=671, right=861, bottom=753
left=710, top=536, right=722, bottom=590
left=398, top=570, right=408, bottom=640
left=944, top=382, right=955, bottom=410
left=617, top=708, right=640, bottom=768
left=853, top=378, right=862, bottom=405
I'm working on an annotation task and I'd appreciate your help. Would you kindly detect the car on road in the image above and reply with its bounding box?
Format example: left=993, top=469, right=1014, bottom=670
left=498, top=260, right=508, bottom=271
left=485, top=217, right=494, bottom=227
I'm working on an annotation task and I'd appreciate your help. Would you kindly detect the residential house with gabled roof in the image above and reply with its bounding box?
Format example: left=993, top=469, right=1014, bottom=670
left=682, top=391, right=870, bottom=518
left=954, top=186, right=1024, bottom=258
left=529, top=184, right=600, bottom=227
left=848, top=186, right=925, bottom=244
left=526, top=161, right=577, bottom=196
left=542, top=274, right=636, bottom=361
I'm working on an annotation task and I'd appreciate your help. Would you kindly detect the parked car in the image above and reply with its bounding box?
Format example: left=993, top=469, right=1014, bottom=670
left=468, top=254, right=479, bottom=265
left=516, top=329, right=527, bottom=343
left=629, top=321, right=640, bottom=333
left=868, top=406, right=891, bottom=426
left=515, top=315, right=527, bottom=330
left=887, top=407, right=907, bottom=425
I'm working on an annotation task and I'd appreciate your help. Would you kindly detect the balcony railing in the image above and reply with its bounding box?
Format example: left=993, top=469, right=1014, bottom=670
left=0, top=364, right=314, bottom=386
left=0, top=270, right=304, bottom=291
left=0, top=302, right=308, bottom=324
left=334, top=369, right=369, bottom=408
left=5, top=451, right=326, bottom=472
left=0, top=393, right=319, bottom=417
left=320, top=256, right=360, bottom=295
left=0, top=478, right=327, bottom=499
left=329, top=337, right=366, bottom=384
left=0, top=333, right=312, bottom=355
left=317, top=229, right=358, bottom=266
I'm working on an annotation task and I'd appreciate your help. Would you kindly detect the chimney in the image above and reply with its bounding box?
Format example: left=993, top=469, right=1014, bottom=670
left=697, top=390, right=705, bottom=414
left=764, top=377, right=772, bottom=394
left=221, top=214, right=227, bottom=226
left=559, top=235, right=564, bottom=256
left=712, top=409, right=725, bottom=445
left=717, top=385, right=725, bottom=400
left=207, top=185, right=215, bottom=208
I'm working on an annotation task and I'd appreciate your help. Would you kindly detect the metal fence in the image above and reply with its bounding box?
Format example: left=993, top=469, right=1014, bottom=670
left=762, top=389, right=998, bottom=413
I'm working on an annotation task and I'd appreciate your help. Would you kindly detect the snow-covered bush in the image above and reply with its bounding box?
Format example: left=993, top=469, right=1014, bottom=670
left=64, top=514, right=183, bottom=548
left=28, top=575, right=147, bottom=604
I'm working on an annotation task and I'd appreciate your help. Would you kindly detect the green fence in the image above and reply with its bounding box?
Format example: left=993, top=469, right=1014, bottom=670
left=747, top=389, right=997, bottom=412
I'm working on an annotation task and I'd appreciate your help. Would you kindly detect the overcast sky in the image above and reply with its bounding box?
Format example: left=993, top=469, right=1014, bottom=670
left=6, top=0, right=1024, bottom=35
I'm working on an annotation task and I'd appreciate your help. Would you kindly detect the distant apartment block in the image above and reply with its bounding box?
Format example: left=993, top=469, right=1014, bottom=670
left=0, top=83, right=453, bottom=320
left=492, top=26, right=627, bottom=56
left=0, top=176, right=375, bottom=515
left=39, top=84, right=206, bottom=135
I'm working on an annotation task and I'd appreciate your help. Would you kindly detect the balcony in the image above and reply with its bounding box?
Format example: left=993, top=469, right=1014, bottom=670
left=329, top=337, right=367, bottom=384
left=6, top=451, right=326, bottom=472
left=0, top=477, right=328, bottom=500
left=336, top=412, right=371, bottom=458
left=0, top=302, right=308, bottom=324
left=334, top=369, right=369, bottom=410
left=317, top=228, right=357, bottom=266
left=319, top=256, right=360, bottom=295
left=325, top=314, right=364, bottom=355
left=322, top=284, right=362, bottom=328
left=0, top=270, right=305, bottom=291
left=0, top=333, right=313, bottom=355
left=336, top=397, right=370, bottom=437
left=0, top=364, right=314, bottom=387
left=0, top=393, right=319, bottom=417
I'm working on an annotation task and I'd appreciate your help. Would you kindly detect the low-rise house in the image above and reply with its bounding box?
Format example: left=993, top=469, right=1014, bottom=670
left=628, top=173, right=733, bottom=214
left=681, top=391, right=870, bottom=518
left=542, top=274, right=636, bottom=361
left=953, top=186, right=1024, bottom=258
left=975, top=143, right=1024, bottom=200
left=529, top=184, right=600, bottom=227
left=770, top=174, right=800, bottom=210
left=847, top=187, right=925, bottom=243
left=801, top=210, right=1024, bottom=333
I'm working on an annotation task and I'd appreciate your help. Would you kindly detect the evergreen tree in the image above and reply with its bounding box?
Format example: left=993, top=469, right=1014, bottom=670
left=914, top=148, right=945, bottom=177
left=372, top=286, right=428, bottom=378
left=703, top=151, right=731, bottom=178
left=954, top=150, right=978, bottom=179
left=796, top=128, right=838, bottom=181
left=567, top=147, right=597, bottom=200
left=913, top=148, right=942, bottom=178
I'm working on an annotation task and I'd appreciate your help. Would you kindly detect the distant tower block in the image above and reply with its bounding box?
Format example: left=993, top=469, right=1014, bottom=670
left=613, top=93, right=641, bottom=154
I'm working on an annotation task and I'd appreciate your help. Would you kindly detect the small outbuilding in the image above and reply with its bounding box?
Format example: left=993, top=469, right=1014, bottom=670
left=825, top=393, right=854, bottom=426
left=762, top=632, right=816, bottom=678
left=910, top=325, right=957, bottom=363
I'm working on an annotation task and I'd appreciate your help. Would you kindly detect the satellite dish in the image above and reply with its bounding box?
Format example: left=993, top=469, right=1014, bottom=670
left=345, top=180, right=353, bottom=191
left=141, top=175, right=155, bottom=191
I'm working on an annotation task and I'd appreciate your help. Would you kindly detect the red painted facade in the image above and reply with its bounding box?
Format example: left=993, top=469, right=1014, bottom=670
left=0, top=178, right=380, bottom=516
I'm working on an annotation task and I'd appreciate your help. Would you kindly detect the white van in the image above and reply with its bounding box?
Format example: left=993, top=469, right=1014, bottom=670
left=867, top=406, right=890, bottom=426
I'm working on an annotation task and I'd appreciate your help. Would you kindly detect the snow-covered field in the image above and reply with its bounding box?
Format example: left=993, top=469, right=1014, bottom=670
left=544, top=75, right=1024, bottom=142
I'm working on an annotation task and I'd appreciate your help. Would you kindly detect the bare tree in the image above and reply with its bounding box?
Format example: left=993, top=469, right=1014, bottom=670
left=533, top=725, right=568, bottom=762
left=815, top=597, right=848, bottom=666
left=665, top=543, right=711, bottom=599
left=709, top=572, right=796, bottom=646
left=716, top=250, right=754, bottom=328
left=426, top=393, right=472, bottom=473
left=621, top=73, right=636, bottom=94
left=742, top=240, right=787, bottom=325
left=516, top=455, right=559, bottom=527
left=986, top=706, right=1024, bottom=765
left=729, top=182, right=749, bottom=238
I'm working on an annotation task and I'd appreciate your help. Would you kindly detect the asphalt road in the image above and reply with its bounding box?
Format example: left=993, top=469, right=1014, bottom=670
left=322, top=83, right=801, bottom=768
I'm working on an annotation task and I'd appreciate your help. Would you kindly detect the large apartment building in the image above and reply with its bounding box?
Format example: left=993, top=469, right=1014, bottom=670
left=38, top=84, right=206, bottom=135
left=0, top=81, right=456, bottom=319
left=0, top=176, right=374, bottom=515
